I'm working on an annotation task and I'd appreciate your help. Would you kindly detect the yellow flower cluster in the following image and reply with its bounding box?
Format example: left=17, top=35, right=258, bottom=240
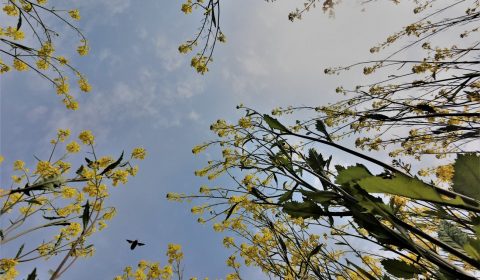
left=131, top=147, right=147, bottom=160
left=167, top=243, right=184, bottom=264
left=35, top=161, right=61, bottom=178
left=79, top=130, right=95, bottom=145
left=69, top=9, right=81, bottom=20
left=114, top=260, right=173, bottom=280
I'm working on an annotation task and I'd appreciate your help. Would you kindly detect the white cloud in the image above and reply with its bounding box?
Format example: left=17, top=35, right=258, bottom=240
left=154, top=35, right=184, bottom=72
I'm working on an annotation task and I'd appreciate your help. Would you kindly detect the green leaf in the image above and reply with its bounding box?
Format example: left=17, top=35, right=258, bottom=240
left=76, top=165, right=84, bottom=176
left=308, top=244, right=323, bottom=258
left=283, top=200, right=323, bottom=219
left=364, top=114, right=391, bottom=121
left=381, top=258, right=422, bottom=278
left=278, top=190, right=294, bottom=203
left=25, top=199, right=42, bottom=205
left=50, top=222, right=71, bottom=227
left=300, top=190, right=339, bottom=203
left=224, top=202, right=239, bottom=221
left=315, top=120, right=332, bottom=142
left=452, top=153, right=480, bottom=200
left=438, top=221, right=468, bottom=250
left=15, top=244, right=24, bottom=259
left=26, top=268, right=37, bottom=280
left=100, top=152, right=124, bottom=175
left=82, top=200, right=90, bottom=233
left=278, top=236, right=287, bottom=253
left=263, top=114, right=289, bottom=132
left=16, top=14, right=22, bottom=31
left=464, top=238, right=480, bottom=261
left=335, top=165, right=372, bottom=185
left=346, top=259, right=377, bottom=280
left=358, top=173, right=480, bottom=211
left=42, top=215, right=66, bottom=220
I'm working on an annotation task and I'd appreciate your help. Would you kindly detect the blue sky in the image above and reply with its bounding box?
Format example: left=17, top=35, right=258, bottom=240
left=0, top=1, right=423, bottom=279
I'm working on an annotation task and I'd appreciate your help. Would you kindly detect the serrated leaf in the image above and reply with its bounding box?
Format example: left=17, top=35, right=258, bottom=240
left=300, top=190, right=339, bottom=203
left=438, top=221, right=468, bottom=251
left=358, top=173, right=480, bottom=210
left=381, top=258, right=422, bottom=278
left=282, top=200, right=323, bottom=219
left=315, top=120, right=332, bottom=142
left=464, top=238, right=480, bottom=261
left=335, top=165, right=372, bottom=185
left=452, top=153, right=480, bottom=200
left=263, top=114, right=289, bottom=132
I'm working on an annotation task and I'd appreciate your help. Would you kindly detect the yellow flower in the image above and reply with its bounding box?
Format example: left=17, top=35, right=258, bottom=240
left=166, top=243, right=183, bottom=263
left=436, top=164, right=454, bottom=182
left=3, top=5, right=19, bottom=16
left=13, top=58, right=28, bottom=71
left=56, top=80, right=70, bottom=95
left=102, top=208, right=117, bottom=220
left=238, top=117, right=252, bottom=128
left=111, top=170, right=129, bottom=186
left=0, top=259, right=18, bottom=278
left=66, top=141, right=81, bottom=153
left=11, top=175, right=23, bottom=184
left=37, top=243, right=53, bottom=257
left=98, top=220, right=107, bottom=231
left=162, top=265, right=173, bottom=278
left=13, top=160, right=25, bottom=170
left=57, top=56, right=69, bottom=65
left=61, top=222, right=82, bottom=239
left=5, top=27, right=25, bottom=40
left=0, top=63, right=10, bottom=73
left=77, top=40, right=90, bottom=56
left=218, top=32, right=226, bottom=43
left=68, top=9, right=81, bottom=20
left=37, top=0, right=48, bottom=5
left=35, top=161, right=61, bottom=177
left=61, top=186, right=78, bottom=199
left=38, top=42, right=55, bottom=57
left=36, top=58, right=50, bottom=70
left=65, top=99, right=79, bottom=110
left=223, top=236, right=234, bottom=248
left=0, top=155, right=4, bottom=164
left=131, top=147, right=147, bottom=160
left=181, top=3, right=192, bottom=14
left=57, top=129, right=71, bottom=142
left=78, top=130, right=95, bottom=145
left=178, top=43, right=192, bottom=54
left=78, top=78, right=91, bottom=92
left=134, top=268, right=147, bottom=280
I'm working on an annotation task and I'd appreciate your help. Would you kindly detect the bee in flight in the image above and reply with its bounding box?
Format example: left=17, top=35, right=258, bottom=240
left=127, top=239, right=145, bottom=250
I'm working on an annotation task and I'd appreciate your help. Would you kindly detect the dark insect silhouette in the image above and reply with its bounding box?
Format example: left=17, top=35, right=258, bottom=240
left=126, top=239, right=145, bottom=250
